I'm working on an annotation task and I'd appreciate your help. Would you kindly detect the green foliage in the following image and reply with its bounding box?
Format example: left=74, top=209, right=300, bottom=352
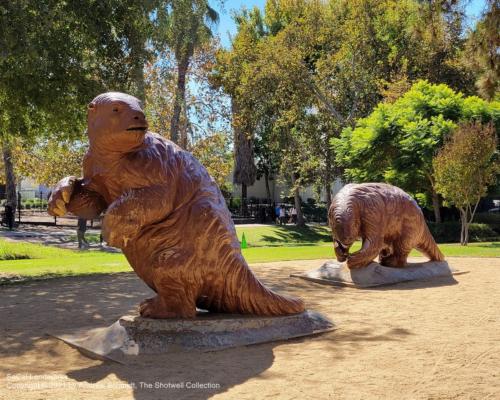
left=434, top=122, right=498, bottom=210
left=214, top=0, right=478, bottom=212
left=433, top=121, right=499, bottom=244
left=473, top=212, right=500, bottom=224
left=428, top=222, right=500, bottom=243
left=334, top=81, right=500, bottom=201
left=14, top=137, right=86, bottom=186
left=190, top=132, right=232, bottom=192
left=0, top=1, right=153, bottom=137
left=19, top=198, right=48, bottom=210
left=463, top=0, right=500, bottom=100
left=152, top=0, right=220, bottom=145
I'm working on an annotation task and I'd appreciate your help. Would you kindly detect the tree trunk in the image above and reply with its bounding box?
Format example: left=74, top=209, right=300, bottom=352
left=264, top=169, right=272, bottom=204
left=459, top=208, right=469, bottom=246
left=325, top=182, right=332, bottom=211
left=431, top=187, right=442, bottom=223
left=231, top=98, right=256, bottom=193
left=464, top=223, right=469, bottom=246
left=241, top=183, right=248, bottom=216
left=324, top=136, right=333, bottom=211
left=291, top=173, right=305, bottom=227
left=2, top=142, right=17, bottom=216
left=134, top=62, right=146, bottom=103
left=170, top=57, right=189, bottom=147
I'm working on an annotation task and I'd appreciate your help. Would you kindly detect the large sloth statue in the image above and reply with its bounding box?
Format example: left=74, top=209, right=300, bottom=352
left=329, top=183, right=444, bottom=269
left=48, top=92, right=304, bottom=318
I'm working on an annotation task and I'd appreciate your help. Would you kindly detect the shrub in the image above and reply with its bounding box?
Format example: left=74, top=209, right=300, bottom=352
left=473, top=212, right=500, bottom=224
left=428, top=221, right=500, bottom=243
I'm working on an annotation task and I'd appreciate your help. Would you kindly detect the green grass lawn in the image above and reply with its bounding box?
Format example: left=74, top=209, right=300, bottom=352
left=235, top=225, right=332, bottom=247
left=0, top=225, right=499, bottom=282
left=80, top=224, right=333, bottom=247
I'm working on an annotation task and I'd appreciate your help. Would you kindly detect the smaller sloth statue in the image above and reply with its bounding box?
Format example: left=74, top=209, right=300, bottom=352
left=329, top=183, right=444, bottom=269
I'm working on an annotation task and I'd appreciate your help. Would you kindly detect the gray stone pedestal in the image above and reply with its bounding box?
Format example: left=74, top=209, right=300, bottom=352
left=291, top=260, right=465, bottom=288
left=52, top=310, right=334, bottom=363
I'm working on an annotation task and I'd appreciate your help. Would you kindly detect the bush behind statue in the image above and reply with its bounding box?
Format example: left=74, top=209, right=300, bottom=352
left=428, top=221, right=500, bottom=243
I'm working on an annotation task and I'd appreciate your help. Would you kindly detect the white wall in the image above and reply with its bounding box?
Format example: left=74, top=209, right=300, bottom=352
left=231, top=176, right=344, bottom=203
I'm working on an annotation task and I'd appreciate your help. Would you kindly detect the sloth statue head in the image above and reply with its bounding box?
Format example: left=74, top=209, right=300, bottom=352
left=87, top=92, right=148, bottom=151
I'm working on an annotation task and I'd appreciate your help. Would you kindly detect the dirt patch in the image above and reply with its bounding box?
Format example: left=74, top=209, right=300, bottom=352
left=0, top=257, right=498, bottom=399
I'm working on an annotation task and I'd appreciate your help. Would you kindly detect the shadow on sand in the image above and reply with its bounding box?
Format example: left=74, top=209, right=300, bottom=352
left=0, top=269, right=420, bottom=399
left=0, top=273, right=295, bottom=399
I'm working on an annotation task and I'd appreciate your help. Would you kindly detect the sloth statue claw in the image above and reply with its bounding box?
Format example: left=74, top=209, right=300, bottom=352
left=329, top=183, right=444, bottom=269
left=48, top=92, right=305, bottom=319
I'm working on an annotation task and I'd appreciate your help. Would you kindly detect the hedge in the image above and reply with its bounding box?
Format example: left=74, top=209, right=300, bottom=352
left=428, top=221, right=500, bottom=243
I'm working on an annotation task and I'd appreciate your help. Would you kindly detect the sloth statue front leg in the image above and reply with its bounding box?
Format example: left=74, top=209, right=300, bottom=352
left=48, top=177, right=107, bottom=220
left=102, top=185, right=174, bottom=248
left=346, top=237, right=382, bottom=269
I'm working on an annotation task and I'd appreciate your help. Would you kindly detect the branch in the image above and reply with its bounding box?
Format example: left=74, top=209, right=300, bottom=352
left=346, top=52, right=361, bottom=122
left=300, top=61, right=346, bottom=125
left=468, top=197, right=481, bottom=225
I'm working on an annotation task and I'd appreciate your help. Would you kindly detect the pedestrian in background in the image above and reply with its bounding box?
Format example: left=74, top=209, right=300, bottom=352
left=77, top=218, right=89, bottom=249
left=279, top=206, right=286, bottom=225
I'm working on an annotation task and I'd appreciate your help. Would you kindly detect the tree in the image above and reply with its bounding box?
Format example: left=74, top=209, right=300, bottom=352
left=214, top=0, right=480, bottom=223
left=152, top=0, right=220, bottom=147
left=433, top=122, right=499, bottom=244
left=254, top=124, right=280, bottom=205
left=334, top=80, right=500, bottom=223
left=410, top=0, right=475, bottom=93
left=0, top=1, right=154, bottom=217
left=464, top=0, right=499, bottom=100
left=191, top=132, right=232, bottom=196
left=145, top=40, right=230, bottom=142
left=212, top=7, right=264, bottom=214
left=14, top=138, right=86, bottom=187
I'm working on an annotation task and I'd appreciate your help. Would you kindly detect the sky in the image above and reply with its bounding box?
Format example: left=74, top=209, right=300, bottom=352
left=210, top=0, right=487, bottom=48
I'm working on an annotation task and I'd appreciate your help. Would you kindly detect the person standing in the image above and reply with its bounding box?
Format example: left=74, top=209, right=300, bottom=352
left=279, top=206, right=286, bottom=225
left=77, top=218, right=89, bottom=249
left=290, top=207, right=297, bottom=224
left=275, top=204, right=281, bottom=225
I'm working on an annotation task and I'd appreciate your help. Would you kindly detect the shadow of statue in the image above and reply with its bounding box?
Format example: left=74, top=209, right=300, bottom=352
left=67, top=343, right=275, bottom=400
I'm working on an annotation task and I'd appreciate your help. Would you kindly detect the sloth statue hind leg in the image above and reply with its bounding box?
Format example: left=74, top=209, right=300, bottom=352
left=379, top=238, right=412, bottom=268
left=139, top=250, right=198, bottom=319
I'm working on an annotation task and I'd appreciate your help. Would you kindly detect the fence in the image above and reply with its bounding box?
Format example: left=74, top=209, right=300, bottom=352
left=1, top=191, right=329, bottom=229
left=0, top=191, right=102, bottom=228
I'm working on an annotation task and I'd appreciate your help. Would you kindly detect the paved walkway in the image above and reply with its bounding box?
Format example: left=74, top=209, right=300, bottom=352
left=0, top=226, right=117, bottom=252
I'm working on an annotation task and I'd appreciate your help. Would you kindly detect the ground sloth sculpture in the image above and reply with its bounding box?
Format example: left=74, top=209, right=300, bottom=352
left=329, top=183, right=444, bottom=269
left=48, top=92, right=304, bottom=318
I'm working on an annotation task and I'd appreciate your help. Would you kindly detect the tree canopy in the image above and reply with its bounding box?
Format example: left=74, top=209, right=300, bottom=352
left=433, top=122, right=499, bottom=244
left=334, top=80, right=500, bottom=221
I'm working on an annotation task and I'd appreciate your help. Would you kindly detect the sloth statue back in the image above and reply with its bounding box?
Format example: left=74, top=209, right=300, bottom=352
left=329, top=183, right=444, bottom=269
left=48, top=92, right=304, bottom=319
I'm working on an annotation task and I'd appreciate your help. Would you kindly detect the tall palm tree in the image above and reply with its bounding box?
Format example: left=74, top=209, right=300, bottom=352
left=154, top=0, right=219, bottom=147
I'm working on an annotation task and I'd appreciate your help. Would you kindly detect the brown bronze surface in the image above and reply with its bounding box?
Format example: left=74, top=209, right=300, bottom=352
left=328, top=183, right=444, bottom=269
left=49, top=92, right=304, bottom=318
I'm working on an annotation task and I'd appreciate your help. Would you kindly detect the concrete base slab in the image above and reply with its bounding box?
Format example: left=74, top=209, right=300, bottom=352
left=51, top=310, right=335, bottom=364
left=291, top=260, right=466, bottom=288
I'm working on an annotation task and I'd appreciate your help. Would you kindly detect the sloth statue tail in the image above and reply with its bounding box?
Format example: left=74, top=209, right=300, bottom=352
left=417, top=224, right=445, bottom=261
left=218, top=253, right=305, bottom=316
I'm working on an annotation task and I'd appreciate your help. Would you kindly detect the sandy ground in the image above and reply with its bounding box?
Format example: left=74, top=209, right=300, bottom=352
left=0, top=257, right=498, bottom=400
